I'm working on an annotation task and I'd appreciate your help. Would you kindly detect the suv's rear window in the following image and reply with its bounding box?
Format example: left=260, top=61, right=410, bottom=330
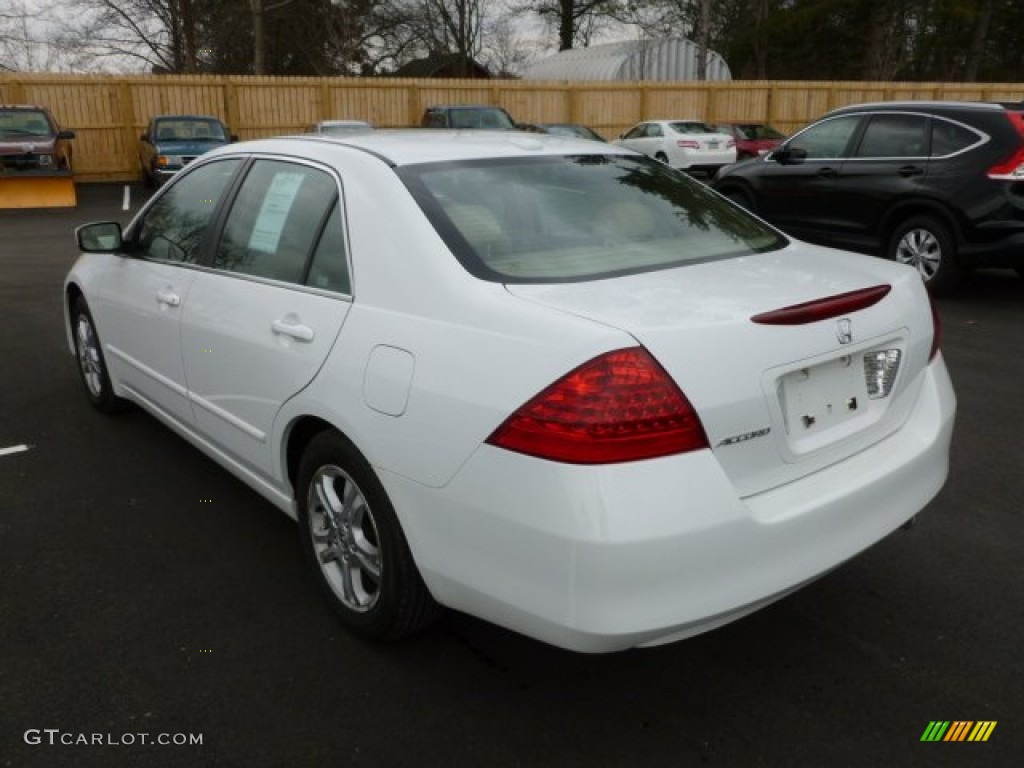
left=399, top=154, right=785, bottom=283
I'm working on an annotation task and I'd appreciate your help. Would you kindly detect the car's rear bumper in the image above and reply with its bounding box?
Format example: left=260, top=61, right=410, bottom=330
left=382, top=357, right=955, bottom=653
left=960, top=225, right=1024, bottom=267
left=674, top=149, right=737, bottom=171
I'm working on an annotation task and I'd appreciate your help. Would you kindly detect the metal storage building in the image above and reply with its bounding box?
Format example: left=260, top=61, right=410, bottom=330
left=522, top=38, right=731, bottom=82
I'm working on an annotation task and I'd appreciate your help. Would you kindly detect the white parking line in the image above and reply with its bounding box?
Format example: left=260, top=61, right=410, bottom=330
left=0, top=444, right=30, bottom=458
left=122, top=185, right=131, bottom=211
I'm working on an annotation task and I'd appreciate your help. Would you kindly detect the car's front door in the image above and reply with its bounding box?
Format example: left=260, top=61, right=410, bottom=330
left=755, top=114, right=864, bottom=240
left=180, top=158, right=352, bottom=476
left=95, top=158, right=242, bottom=425
left=619, top=124, right=650, bottom=155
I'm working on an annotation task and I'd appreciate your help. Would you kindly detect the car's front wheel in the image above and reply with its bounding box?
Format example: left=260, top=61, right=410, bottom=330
left=297, top=431, right=441, bottom=641
left=71, top=297, right=124, bottom=413
left=721, top=187, right=754, bottom=212
left=888, top=215, right=962, bottom=295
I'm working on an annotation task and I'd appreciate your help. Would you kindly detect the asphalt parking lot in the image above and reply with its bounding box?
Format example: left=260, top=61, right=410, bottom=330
left=1, top=183, right=1022, bottom=767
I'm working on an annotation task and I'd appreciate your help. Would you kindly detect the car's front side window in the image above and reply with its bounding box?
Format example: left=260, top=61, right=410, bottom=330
left=213, top=159, right=338, bottom=285
left=787, top=115, right=863, bottom=159
left=133, top=159, right=241, bottom=263
left=623, top=125, right=645, bottom=140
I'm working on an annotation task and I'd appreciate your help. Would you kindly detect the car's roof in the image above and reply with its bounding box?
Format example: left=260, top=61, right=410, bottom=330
left=317, top=119, right=371, bottom=126
left=230, top=129, right=635, bottom=167
left=154, top=114, right=223, bottom=120
left=828, top=100, right=1014, bottom=116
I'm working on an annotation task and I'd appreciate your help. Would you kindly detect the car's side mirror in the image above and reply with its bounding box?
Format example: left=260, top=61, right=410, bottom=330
left=76, top=222, right=124, bottom=253
left=771, top=146, right=808, bottom=165
left=140, top=132, right=148, bottom=141
left=57, top=130, right=76, bottom=140
left=230, top=134, right=239, bottom=143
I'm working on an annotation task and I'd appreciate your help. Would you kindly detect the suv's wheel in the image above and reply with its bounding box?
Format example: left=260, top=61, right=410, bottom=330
left=888, top=216, right=962, bottom=295
left=297, top=431, right=441, bottom=641
left=71, top=297, right=124, bottom=413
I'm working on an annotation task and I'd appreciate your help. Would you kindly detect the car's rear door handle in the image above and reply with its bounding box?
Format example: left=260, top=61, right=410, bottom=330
left=898, top=165, right=925, bottom=177
left=816, top=167, right=838, bottom=179
left=156, top=289, right=180, bottom=307
left=271, top=317, right=314, bottom=343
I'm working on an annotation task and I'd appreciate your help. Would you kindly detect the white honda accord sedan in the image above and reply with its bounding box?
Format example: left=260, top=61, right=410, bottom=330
left=65, top=131, right=955, bottom=652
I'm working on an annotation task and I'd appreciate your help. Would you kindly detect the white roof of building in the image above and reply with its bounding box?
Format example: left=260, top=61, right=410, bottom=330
left=522, top=39, right=731, bottom=82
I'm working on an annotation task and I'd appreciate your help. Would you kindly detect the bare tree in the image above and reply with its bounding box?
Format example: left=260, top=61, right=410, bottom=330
left=57, top=0, right=201, bottom=72
left=249, top=0, right=298, bottom=74
left=1, top=0, right=72, bottom=71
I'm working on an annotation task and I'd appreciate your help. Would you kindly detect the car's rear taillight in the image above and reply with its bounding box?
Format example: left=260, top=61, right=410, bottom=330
left=928, top=294, right=942, bottom=361
left=677, top=140, right=700, bottom=149
left=987, top=111, right=1024, bottom=180
left=486, top=348, right=709, bottom=464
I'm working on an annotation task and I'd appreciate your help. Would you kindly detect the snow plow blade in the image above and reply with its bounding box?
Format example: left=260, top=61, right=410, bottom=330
left=0, top=174, right=77, bottom=209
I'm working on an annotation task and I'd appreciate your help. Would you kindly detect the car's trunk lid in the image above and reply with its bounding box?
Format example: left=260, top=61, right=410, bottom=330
left=505, top=243, right=935, bottom=497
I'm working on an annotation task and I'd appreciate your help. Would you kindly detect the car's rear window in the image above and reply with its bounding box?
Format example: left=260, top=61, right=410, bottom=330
left=736, top=124, right=785, bottom=140
left=670, top=121, right=715, bottom=134
left=399, top=154, right=785, bottom=283
left=155, top=118, right=227, bottom=142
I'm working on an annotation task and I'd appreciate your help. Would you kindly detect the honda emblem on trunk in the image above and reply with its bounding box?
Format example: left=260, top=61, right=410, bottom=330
left=836, top=318, right=853, bottom=345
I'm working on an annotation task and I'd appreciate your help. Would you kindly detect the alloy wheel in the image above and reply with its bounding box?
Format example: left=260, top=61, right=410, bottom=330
left=895, top=227, right=942, bottom=280
left=306, top=465, right=382, bottom=613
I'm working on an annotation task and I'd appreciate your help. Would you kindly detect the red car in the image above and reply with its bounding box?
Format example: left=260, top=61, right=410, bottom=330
left=712, top=123, right=785, bottom=160
left=0, top=104, right=74, bottom=174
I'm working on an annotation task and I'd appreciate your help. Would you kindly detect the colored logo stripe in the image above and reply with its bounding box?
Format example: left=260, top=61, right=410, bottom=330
left=968, top=722, right=997, bottom=742
left=921, top=721, right=996, bottom=742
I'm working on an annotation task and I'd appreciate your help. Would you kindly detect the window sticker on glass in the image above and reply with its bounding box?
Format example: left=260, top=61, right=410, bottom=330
left=248, top=172, right=306, bottom=253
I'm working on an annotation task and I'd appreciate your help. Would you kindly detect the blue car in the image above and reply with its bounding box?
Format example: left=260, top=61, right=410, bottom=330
left=139, top=115, right=236, bottom=187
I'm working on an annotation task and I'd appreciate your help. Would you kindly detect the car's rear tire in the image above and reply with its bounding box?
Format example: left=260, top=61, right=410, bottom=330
left=887, top=216, right=962, bottom=296
left=71, top=297, right=124, bottom=413
left=297, top=431, right=441, bottom=641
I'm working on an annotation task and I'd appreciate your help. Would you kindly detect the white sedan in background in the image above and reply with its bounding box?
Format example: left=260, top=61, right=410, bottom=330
left=616, top=119, right=736, bottom=175
left=65, top=131, right=954, bottom=652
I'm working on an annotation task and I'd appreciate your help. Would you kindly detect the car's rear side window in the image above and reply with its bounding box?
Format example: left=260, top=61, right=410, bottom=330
left=214, top=159, right=338, bottom=285
left=855, top=114, right=930, bottom=158
left=399, top=154, right=785, bottom=283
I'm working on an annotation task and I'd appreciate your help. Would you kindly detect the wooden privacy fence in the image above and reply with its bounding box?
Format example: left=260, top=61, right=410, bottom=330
left=3, top=73, right=1024, bottom=182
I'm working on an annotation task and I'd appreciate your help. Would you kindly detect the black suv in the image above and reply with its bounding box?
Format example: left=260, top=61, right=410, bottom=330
left=713, top=101, right=1024, bottom=294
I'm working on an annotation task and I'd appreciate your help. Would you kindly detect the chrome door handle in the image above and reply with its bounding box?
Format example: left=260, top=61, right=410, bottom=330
left=156, top=289, right=181, bottom=307
left=271, top=318, right=314, bottom=342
